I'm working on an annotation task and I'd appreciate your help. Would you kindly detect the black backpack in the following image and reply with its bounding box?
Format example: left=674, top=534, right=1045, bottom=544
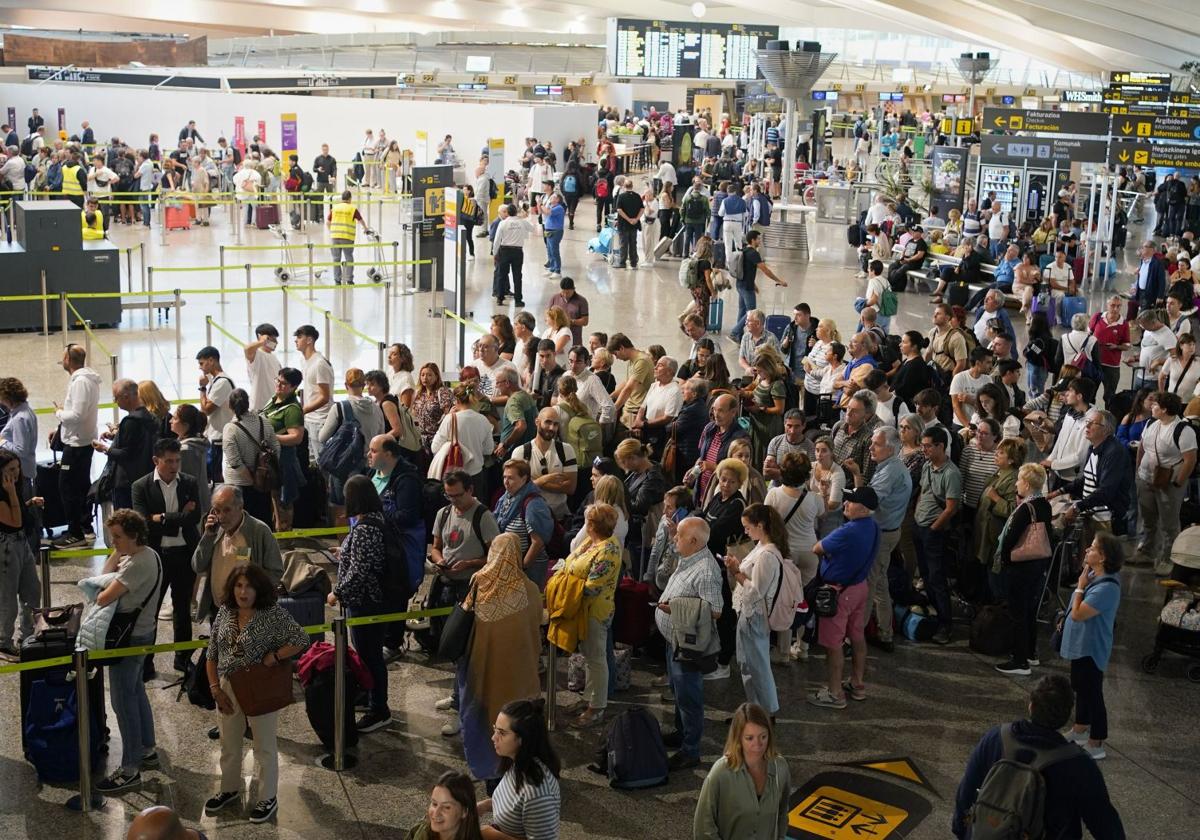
left=20, top=136, right=34, bottom=157
left=600, top=706, right=669, bottom=789
left=488, top=177, right=498, bottom=200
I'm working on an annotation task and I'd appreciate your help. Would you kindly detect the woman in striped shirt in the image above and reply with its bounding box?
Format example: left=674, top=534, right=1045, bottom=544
left=479, top=698, right=561, bottom=840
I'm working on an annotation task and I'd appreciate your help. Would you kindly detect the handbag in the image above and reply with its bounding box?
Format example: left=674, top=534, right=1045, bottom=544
left=444, top=412, right=465, bottom=475
left=1010, top=503, right=1052, bottom=562
left=105, top=556, right=162, bottom=650
left=236, top=417, right=280, bottom=493
left=804, top=577, right=840, bottom=618
left=227, top=659, right=295, bottom=717
left=661, top=426, right=678, bottom=475
left=31, top=603, right=84, bottom=644
left=437, top=581, right=477, bottom=662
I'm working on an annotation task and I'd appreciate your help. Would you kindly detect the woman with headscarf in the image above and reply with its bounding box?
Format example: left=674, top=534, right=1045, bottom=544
left=457, top=533, right=543, bottom=789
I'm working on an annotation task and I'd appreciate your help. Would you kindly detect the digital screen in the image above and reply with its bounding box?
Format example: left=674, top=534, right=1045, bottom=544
left=533, top=85, right=564, bottom=96
left=941, top=94, right=969, bottom=104
left=457, top=83, right=487, bottom=91
left=879, top=92, right=905, bottom=102
left=812, top=90, right=838, bottom=102
left=1001, top=95, right=1016, bottom=105
left=609, top=18, right=779, bottom=80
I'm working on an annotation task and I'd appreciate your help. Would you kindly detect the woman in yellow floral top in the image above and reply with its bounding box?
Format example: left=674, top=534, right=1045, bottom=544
left=563, top=502, right=623, bottom=728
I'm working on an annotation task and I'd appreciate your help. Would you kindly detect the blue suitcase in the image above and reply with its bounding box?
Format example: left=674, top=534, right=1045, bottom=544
left=1060, top=294, right=1087, bottom=325
left=707, top=298, right=724, bottom=333
left=765, top=314, right=790, bottom=340
left=280, top=590, right=327, bottom=642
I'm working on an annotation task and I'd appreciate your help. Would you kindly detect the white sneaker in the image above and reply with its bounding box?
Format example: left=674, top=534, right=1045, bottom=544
left=789, top=639, right=809, bottom=661
left=703, top=663, right=731, bottom=681
left=1065, top=728, right=1089, bottom=744
left=855, top=271, right=868, bottom=278
left=434, top=696, right=455, bottom=712
left=158, top=598, right=174, bottom=621
left=1085, top=744, right=1107, bottom=761
left=441, top=718, right=461, bottom=737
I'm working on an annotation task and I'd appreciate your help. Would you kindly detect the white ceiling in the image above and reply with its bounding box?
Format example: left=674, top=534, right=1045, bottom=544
left=0, top=0, right=1194, bottom=74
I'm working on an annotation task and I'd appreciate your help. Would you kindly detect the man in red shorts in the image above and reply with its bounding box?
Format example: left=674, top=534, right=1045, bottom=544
left=808, top=486, right=881, bottom=710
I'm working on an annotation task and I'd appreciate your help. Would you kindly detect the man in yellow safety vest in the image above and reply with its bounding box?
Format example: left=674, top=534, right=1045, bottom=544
left=60, top=150, right=86, bottom=209
left=81, top=197, right=105, bottom=240
left=327, top=189, right=368, bottom=285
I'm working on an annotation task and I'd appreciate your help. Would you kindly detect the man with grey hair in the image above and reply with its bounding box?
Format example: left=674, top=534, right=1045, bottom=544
left=93, top=378, right=157, bottom=510
left=844, top=425, right=912, bottom=652
left=763, top=409, right=813, bottom=485
left=737, top=309, right=781, bottom=374
left=192, top=484, right=283, bottom=624
left=1134, top=239, right=1166, bottom=312
left=656, top=516, right=723, bottom=770
left=973, top=288, right=1015, bottom=347
left=632, top=355, right=683, bottom=449
left=1133, top=307, right=1175, bottom=389
left=1049, top=407, right=1132, bottom=548
left=833, top=389, right=882, bottom=481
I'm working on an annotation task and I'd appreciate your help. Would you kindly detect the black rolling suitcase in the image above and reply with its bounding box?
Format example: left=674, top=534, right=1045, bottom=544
left=36, top=457, right=67, bottom=534
left=279, top=590, right=327, bottom=642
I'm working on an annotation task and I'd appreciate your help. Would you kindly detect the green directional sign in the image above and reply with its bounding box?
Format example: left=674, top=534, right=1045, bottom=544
left=1111, top=115, right=1200, bottom=143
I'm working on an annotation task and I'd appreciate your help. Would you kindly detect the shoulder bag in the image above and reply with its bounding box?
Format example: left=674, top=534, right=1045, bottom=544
left=437, top=581, right=478, bottom=663
left=661, top=425, right=678, bottom=476
left=228, top=658, right=295, bottom=717
left=1009, top=502, right=1051, bottom=562
left=105, top=555, right=162, bottom=650
left=1152, top=422, right=1175, bottom=490
left=236, top=416, right=280, bottom=493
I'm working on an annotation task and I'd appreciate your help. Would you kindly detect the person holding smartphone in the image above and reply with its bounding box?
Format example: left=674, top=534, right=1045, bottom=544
left=244, top=324, right=282, bottom=412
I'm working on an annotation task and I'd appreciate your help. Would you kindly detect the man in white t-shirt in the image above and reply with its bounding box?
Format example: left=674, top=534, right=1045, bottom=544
left=244, top=323, right=282, bottom=412
left=1134, top=310, right=1177, bottom=388
left=631, top=356, right=683, bottom=450
left=1134, top=391, right=1198, bottom=573
left=196, top=346, right=234, bottom=483
left=232, top=161, right=262, bottom=225
left=294, top=324, right=334, bottom=463
left=949, top=348, right=994, bottom=429
left=528, top=156, right=554, bottom=216
left=986, top=203, right=1009, bottom=259
left=510, top=408, right=578, bottom=520
left=474, top=334, right=517, bottom=400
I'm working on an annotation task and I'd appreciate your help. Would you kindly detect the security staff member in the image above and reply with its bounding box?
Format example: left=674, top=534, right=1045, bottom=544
left=82, top=198, right=105, bottom=240
left=60, top=151, right=86, bottom=209
left=327, top=190, right=369, bottom=285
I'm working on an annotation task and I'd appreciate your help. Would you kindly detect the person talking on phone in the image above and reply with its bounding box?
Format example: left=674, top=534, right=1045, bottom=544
left=244, top=324, right=282, bottom=412
left=191, top=484, right=283, bottom=627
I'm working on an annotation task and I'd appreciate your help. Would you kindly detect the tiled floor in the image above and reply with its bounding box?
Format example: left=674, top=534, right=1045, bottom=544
left=2, top=190, right=1198, bottom=838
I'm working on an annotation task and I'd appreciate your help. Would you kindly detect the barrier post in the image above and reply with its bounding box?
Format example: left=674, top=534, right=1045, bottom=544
left=139, top=243, right=146, bottom=293
left=282, top=285, right=289, bottom=350
left=391, top=243, right=399, bottom=296
left=40, top=270, right=50, bottom=336
left=245, top=264, right=254, bottom=340
left=318, top=616, right=358, bottom=770
left=376, top=341, right=385, bottom=371
left=174, top=289, right=183, bottom=359
left=158, top=202, right=166, bottom=248
left=146, top=267, right=155, bottom=331
left=81, top=319, right=91, bottom=361
left=545, top=645, right=558, bottom=732
left=233, top=197, right=242, bottom=245
left=219, top=245, right=226, bottom=304
left=206, top=315, right=213, bottom=347
left=124, top=248, right=133, bottom=295
left=109, top=355, right=119, bottom=425
left=384, top=282, right=392, bottom=347
left=307, top=243, right=316, bottom=300
left=59, top=294, right=68, bottom=343
left=64, top=646, right=104, bottom=812
left=39, top=545, right=51, bottom=609
left=324, top=311, right=332, bottom=359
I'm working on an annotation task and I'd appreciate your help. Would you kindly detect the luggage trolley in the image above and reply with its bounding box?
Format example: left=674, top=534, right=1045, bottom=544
left=270, top=223, right=310, bottom=285
left=363, top=229, right=389, bottom=283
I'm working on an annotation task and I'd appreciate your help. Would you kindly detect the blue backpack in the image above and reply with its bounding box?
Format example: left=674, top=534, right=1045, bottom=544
left=316, top=401, right=365, bottom=480
left=24, top=672, right=104, bottom=783
left=603, top=706, right=669, bottom=789
left=562, top=174, right=577, bottom=193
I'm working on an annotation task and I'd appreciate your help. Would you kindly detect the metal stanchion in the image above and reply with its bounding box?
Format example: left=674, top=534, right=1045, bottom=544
left=324, top=311, right=332, bottom=359
left=158, top=202, right=166, bottom=248
left=219, top=245, right=226, bottom=304
left=308, top=243, right=316, bottom=300
left=376, top=341, right=385, bottom=371
left=245, top=264, right=254, bottom=340
left=64, top=646, right=104, bottom=811
left=545, top=644, right=558, bottom=732
left=318, top=616, right=357, bottom=770
left=233, top=197, right=242, bottom=245
left=384, top=282, right=392, bottom=347
left=282, top=286, right=289, bottom=349
left=174, top=289, right=182, bottom=359
left=40, top=270, right=49, bottom=336
left=139, top=243, right=146, bottom=293
left=59, top=294, right=68, bottom=343
left=39, top=545, right=51, bottom=609
left=206, top=315, right=213, bottom=347
left=81, top=319, right=91, bottom=360
left=146, top=267, right=156, bottom=331
left=125, top=248, right=133, bottom=295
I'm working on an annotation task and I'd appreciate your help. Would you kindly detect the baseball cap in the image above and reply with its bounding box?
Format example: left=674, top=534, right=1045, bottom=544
left=843, top=486, right=879, bottom=510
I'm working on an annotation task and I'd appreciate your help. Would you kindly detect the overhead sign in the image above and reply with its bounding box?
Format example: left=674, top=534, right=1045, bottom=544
left=226, top=75, right=400, bottom=90
left=1109, top=142, right=1200, bottom=168
left=1111, top=115, right=1200, bottom=143
left=26, top=66, right=220, bottom=89
left=1110, top=71, right=1171, bottom=88
left=1062, top=90, right=1102, bottom=103
left=981, top=137, right=1109, bottom=165
left=787, top=772, right=931, bottom=840
left=984, top=107, right=1109, bottom=136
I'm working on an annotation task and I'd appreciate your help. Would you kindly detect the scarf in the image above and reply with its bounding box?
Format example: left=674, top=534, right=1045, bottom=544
left=993, top=490, right=1044, bottom=572
left=466, top=533, right=531, bottom=622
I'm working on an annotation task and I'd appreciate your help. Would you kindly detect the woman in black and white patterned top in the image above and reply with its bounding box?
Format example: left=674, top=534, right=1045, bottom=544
left=205, top=562, right=309, bottom=825
left=478, top=697, right=561, bottom=840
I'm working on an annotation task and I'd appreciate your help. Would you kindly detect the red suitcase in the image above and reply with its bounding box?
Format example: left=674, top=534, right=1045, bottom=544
left=255, top=204, right=280, bottom=229
left=164, top=205, right=190, bottom=230
left=612, top=577, right=655, bottom=647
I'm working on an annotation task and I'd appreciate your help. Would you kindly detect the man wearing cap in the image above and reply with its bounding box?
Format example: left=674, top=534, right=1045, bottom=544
left=548, top=278, right=590, bottom=346
left=886, top=226, right=928, bottom=292
left=808, top=485, right=881, bottom=710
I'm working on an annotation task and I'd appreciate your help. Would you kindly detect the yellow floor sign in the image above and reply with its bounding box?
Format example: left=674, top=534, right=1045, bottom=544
left=787, top=771, right=931, bottom=839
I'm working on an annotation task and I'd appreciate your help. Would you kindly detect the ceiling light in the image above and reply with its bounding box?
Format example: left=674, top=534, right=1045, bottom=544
left=691, top=2, right=707, bottom=18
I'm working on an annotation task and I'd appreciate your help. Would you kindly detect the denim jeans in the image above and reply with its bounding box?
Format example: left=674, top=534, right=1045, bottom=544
left=684, top=223, right=705, bottom=255
left=109, top=633, right=157, bottom=773
left=665, top=643, right=704, bottom=758
left=141, top=203, right=154, bottom=226
left=1027, top=364, right=1047, bottom=398
left=731, top=285, right=757, bottom=340
left=912, top=524, right=952, bottom=632
left=544, top=228, right=563, bottom=274
left=0, top=533, right=39, bottom=647
left=736, top=611, right=778, bottom=715
left=348, top=606, right=389, bottom=712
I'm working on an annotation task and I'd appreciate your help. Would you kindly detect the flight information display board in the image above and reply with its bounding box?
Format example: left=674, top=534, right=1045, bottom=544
left=608, top=18, right=779, bottom=80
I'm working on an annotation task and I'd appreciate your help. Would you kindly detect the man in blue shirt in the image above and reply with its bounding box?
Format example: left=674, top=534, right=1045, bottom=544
left=538, top=184, right=566, bottom=278
left=966, top=243, right=1021, bottom=309
left=843, top=426, right=912, bottom=653
left=809, top=486, right=881, bottom=709
left=1134, top=240, right=1166, bottom=312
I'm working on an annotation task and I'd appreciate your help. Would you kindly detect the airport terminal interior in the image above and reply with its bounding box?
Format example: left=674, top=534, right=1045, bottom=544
left=0, top=4, right=1199, bottom=839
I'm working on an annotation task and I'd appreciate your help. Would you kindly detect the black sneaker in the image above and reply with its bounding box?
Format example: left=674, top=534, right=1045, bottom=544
left=661, top=729, right=683, bottom=749
left=994, top=659, right=1032, bottom=676
left=667, top=751, right=700, bottom=771
left=204, top=791, right=240, bottom=815
left=249, top=797, right=278, bottom=823
left=173, top=653, right=192, bottom=673
left=356, top=709, right=392, bottom=733
left=931, top=628, right=952, bottom=646
left=141, top=750, right=160, bottom=769
left=95, top=770, right=141, bottom=793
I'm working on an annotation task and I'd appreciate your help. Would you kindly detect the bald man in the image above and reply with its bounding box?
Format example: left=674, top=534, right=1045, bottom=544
left=508, top=407, right=578, bottom=520
left=127, top=805, right=207, bottom=840
left=93, top=377, right=157, bottom=510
